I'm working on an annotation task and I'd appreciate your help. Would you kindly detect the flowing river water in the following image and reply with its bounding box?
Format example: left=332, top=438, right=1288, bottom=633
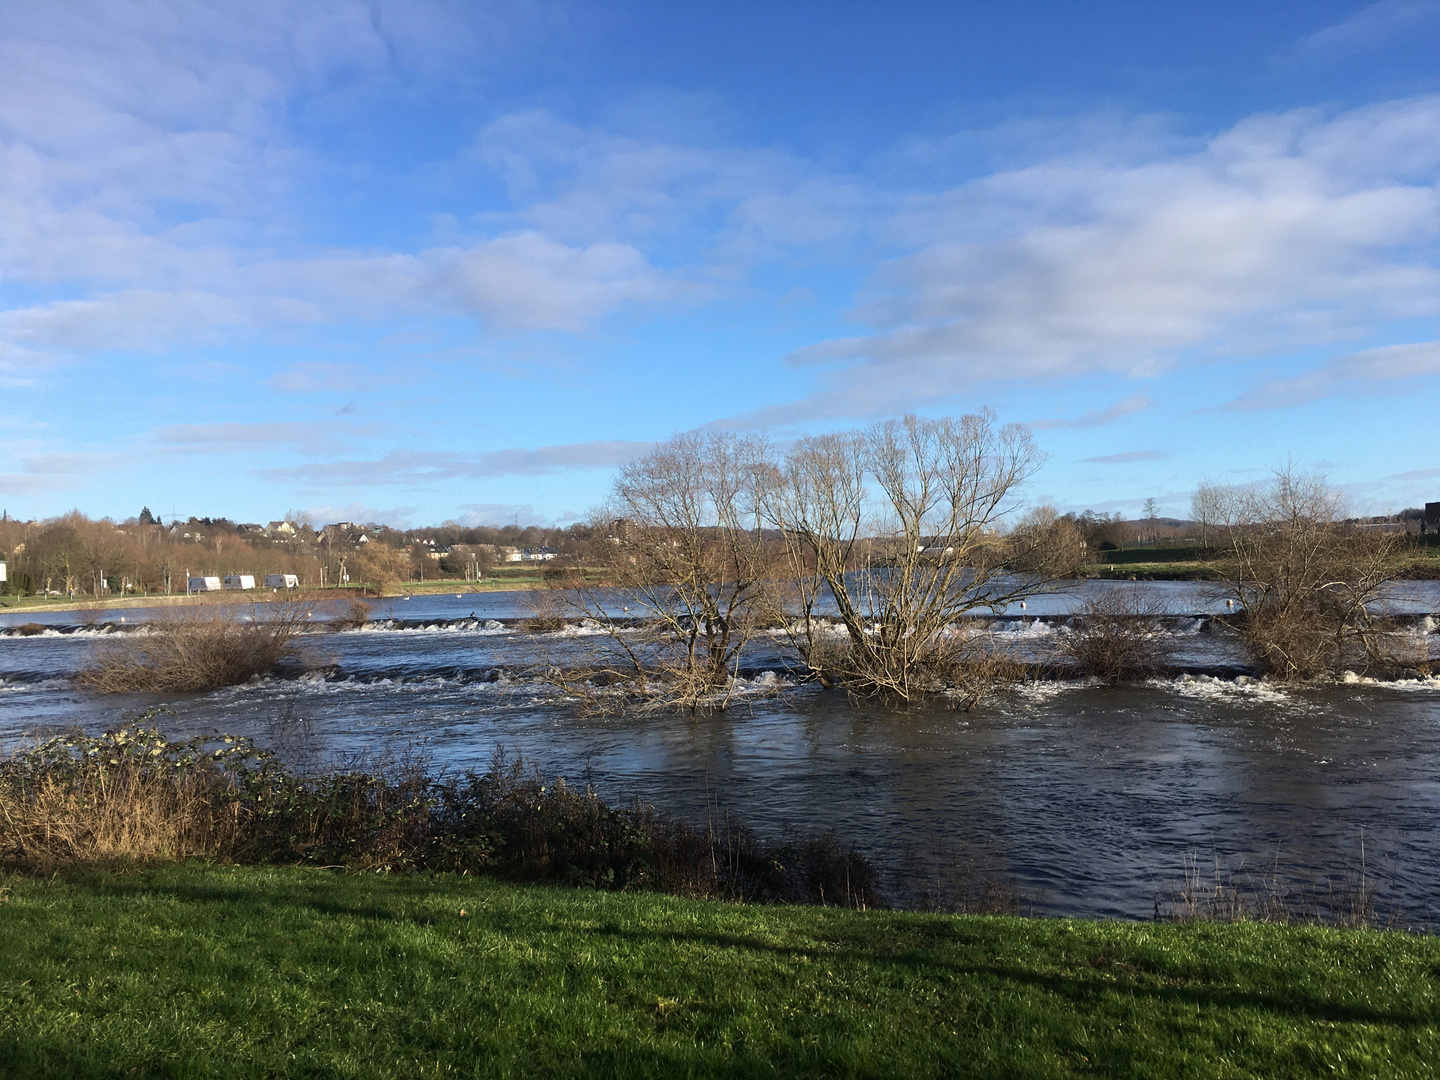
left=2, top=580, right=1439, bottom=922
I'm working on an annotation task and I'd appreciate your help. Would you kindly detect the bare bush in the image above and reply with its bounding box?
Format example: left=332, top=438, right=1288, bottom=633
left=1208, top=467, right=1398, bottom=679
left=1057, top=590, right=1177, bottom=682
left=0, top=722, right=885, bottom=908
left=546, top=432, right=774, bottom=710
left=328, top=599, right=372, bottom=631
left=766, top=411, right=1045, bottom=703
left=1006, top=502, right=1088, bottom=577
left=0, top=725, right=245, bottom=869
left=74, top=603, right=313, bottom=693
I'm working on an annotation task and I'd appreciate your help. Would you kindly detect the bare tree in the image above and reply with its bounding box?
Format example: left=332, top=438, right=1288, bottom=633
left=1057, top=590, right=1177, bottom=682
left=1212, top=466, right=1398, bottom=678
left=548, top=432, right=773, bottom=709
left=1142, top=497, right=1160, bottom=544
left=351, top=544, right=411, bottom=593
left=767, top=411, right=1044, bottom=704
left=1007, top=503, right=1087, bottom=578
left=755, top=430, right=868, bottom=689
left=1190, top=481, right=1225, bottom=551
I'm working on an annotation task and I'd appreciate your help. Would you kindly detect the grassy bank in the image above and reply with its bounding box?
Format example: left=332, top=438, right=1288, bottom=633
left=1, top=865, right=1436, bottom=1079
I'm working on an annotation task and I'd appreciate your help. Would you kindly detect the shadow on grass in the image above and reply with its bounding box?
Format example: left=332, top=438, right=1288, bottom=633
left=56, top=874, right=1436, bottom=1032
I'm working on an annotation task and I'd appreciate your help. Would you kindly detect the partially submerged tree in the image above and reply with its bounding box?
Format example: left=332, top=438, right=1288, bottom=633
left=767, top=412, right=1045, bottom=704
left=1057, top=589, right=1177, bottom=682
left=547, top=432, right=774, bottom=709
left=1209, top=467, right=1398, bottom=679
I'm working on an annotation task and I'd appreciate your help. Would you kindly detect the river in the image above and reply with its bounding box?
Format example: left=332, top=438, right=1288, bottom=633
left=2, top=580, right=1438, bottom=922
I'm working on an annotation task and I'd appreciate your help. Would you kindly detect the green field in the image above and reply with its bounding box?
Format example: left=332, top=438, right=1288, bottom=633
left=1, top=865, right=1436, bottom=1078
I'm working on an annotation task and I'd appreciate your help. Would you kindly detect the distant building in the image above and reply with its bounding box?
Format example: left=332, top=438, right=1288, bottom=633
left=267, top=521, right=297, bottom=537
left=236, top=523, right=266, bottom=535
left=1425, top=503, right=1440, bottom=536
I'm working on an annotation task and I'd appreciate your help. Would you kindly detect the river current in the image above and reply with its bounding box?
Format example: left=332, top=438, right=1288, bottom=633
left=2, top=580, right=1438, bottom=922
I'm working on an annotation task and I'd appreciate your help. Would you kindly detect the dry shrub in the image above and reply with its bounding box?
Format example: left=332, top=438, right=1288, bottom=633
left=0, top=726, right=245, bottom=869
left=1159, top=849, right=1382, bottom=928
left=823, top=624, right=1024, bottom=710
left=1058, top=591, right=1177, bottom=682
left=1209, top=467, right=1397, bottom=679
left=14, top=623, right=46, bottom=637
left=328, top=599, right=372, bottom=631
left=0, top=722, right=886, bottom=909
left=522, top=594, right=568, bottom=635
left=74, top=603, right=312, bottom=693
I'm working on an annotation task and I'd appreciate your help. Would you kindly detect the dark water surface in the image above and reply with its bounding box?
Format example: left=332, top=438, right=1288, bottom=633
left=2, top=582, right=1438, bottom=921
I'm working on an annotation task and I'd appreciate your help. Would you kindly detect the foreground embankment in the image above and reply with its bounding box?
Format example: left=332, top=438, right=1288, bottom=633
left=1, top=864, right=1436, bottom=1079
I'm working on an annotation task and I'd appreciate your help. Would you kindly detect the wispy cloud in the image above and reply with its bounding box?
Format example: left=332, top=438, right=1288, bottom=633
left=1225, top=340, right=1440, bottom=410
left=457, top=502, right=565, bottom=528
left=1080, top=450, right=1169, bottom=464
left=778, top=96, right=1440, bottom=419
left=0, top=450, right=113, bottom=495
left=261, top=439, right=653, bottom=487
left=151, top=421, right=373, bottom=455
left=300, top=501, right=419, bottom=530
left=1029, top=393, right=1154, bottom=430
left=1291, top=1, right=1440, bottom=59
left=269, top=362, right=397, bottom=394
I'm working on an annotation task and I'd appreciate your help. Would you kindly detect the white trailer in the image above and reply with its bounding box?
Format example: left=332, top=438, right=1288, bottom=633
left=188, top=576, right=222, bottom=593
left=0, top=559, right=6, bottom=583
left=223, top=575, right=256, bottom=591
left=263, top=574, right=299, bottom=589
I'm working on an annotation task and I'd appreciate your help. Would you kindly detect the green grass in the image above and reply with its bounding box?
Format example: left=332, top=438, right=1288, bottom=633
left=1, top=865, right=1437, bottom=1078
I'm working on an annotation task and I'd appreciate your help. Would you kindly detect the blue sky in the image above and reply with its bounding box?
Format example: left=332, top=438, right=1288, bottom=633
left=2, top=0, right=1439, bottom=527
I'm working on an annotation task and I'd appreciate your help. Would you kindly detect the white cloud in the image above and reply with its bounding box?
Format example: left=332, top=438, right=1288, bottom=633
left=457, top=502, right=560, bottom=527
left=0, top=449, right=112, bottom=495
left=151, top=421, right=374, bottom=456
left=1029, top=393, right=1154, bottom=430
left=269, top=362, right=398, bottom=394
left=1292, top=1, right=1440, bottom=59
left=300, top=501, right=419, bottom=529
left=1079, top=450, right=1169, bottom=465
left=1226, top=340, right=1440, bottom=410
left=260, top=439, right=654, bottom=488
left=779, top=97, right=1440, bottom=419
left=0, top=4, right=679, bottom=358
left=472, top=109, right=868, bottom=258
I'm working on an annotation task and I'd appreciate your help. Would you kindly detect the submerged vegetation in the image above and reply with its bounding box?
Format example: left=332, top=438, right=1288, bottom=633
left=73, top=603, right=314, bottom=693
left=14, top=420, right=1426, bottom=706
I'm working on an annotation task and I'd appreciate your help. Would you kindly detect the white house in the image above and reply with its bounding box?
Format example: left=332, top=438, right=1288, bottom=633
left=263, top=573, right=300, bottom=589
left=223, top=575, right=257, bottom=591
left=188, top=576, right=222, bottom=593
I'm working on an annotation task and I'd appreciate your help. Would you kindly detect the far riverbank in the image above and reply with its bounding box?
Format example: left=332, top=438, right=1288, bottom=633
left=0, top=573, right=547, bottom=614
